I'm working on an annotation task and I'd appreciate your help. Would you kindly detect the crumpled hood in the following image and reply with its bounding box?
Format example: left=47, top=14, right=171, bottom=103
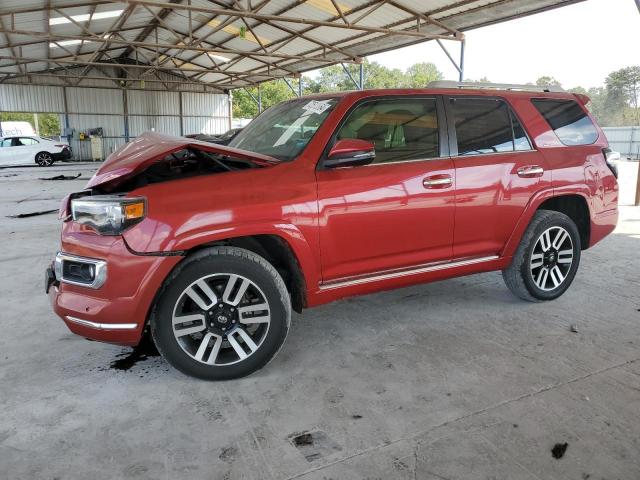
left=86, top=131, right=279, bottom=189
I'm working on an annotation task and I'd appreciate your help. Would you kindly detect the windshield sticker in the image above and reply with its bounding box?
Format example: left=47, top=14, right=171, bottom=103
left=301, top=100, right=332, bottom=115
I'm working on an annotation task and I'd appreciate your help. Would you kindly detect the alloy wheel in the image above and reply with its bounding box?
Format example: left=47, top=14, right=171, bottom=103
left=529, top=226, right=574, bottom=291
left=171, top=273, right=271, bottom=366
left=36, top=152, right=53, bottom=166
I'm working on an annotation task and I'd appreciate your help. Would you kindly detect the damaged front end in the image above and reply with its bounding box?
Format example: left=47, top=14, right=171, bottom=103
left=48, top=132, right=280, bottom=345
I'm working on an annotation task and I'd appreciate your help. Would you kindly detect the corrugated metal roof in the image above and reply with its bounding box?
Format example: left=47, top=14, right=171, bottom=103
left=0, top=0, right=585, bottom=90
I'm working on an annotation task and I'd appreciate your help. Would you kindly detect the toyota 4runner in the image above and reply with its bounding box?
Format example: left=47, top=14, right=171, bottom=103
left=46, top=82, right=618, bottom=380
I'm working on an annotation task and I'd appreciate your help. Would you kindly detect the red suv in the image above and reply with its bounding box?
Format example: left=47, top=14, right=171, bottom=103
left=46, top=83, right=618, bottom=380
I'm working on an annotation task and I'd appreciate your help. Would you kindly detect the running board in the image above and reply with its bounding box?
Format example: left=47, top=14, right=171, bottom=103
left=319, top=255, right=499, bottom=291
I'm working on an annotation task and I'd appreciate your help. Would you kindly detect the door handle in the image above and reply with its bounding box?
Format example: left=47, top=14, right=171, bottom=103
left=517, top=165, right=544, bottom=178
left=423, top=175, right=452, bottom=189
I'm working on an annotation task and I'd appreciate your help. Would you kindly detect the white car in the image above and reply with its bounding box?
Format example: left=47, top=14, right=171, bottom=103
left=0, top=135, right=72, bottom=167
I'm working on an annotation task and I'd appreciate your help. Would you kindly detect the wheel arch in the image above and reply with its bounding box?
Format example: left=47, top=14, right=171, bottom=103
left=185, top=234, right=308, bottom=313
left=503, top=189, right=592, bottom=258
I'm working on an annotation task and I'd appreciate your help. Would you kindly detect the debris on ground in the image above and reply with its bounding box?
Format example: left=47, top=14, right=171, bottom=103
left=7, top=209, right=57, bottom=218
left=351, top=414, right=363, bottom=419
left=39, top=173, right=81, bottom=181
left=551, top=442, right=569, bottom=459
left=292, top=433, right=314, bottom=446
left=0, top=173, right=18, bottom=178
left=570, top=324, right=579, bottom=333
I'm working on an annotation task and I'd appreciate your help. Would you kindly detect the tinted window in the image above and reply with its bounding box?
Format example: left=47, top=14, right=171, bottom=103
left=0, top=139, right=12, bottom=147
left=19, top=137, right=38, bottom=145
left=531, top=99, right=598, bottom=146
left=451, top=98, right=531, bottom=156
left=336, top=98, right=439, bottom=164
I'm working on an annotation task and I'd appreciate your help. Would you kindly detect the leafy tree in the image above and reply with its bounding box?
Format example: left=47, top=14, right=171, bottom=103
left=605, top=66, right=640, bottom=124
left=536, top=76, right=562, bottom=87
left=404, top=62, right=443, bottom=87
left=0, top=112, right=61, bottom=137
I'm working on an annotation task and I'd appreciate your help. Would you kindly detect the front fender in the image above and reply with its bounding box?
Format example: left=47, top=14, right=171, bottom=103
left=124, top=220, right=321, bottom=294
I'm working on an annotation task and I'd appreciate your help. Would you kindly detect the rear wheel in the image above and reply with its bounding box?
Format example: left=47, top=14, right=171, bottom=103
left=151, top=246, right=291, bottom=380
left=35, top=151, right=54, bottom=166
left=502, top=210, right=581, bottom=302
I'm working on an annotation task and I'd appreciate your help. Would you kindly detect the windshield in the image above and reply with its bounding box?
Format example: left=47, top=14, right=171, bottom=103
left=228, top=97, right=338, bottom=161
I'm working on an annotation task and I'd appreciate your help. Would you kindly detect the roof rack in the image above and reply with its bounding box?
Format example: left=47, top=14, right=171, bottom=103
left=427, top=80, right=565, bottom=93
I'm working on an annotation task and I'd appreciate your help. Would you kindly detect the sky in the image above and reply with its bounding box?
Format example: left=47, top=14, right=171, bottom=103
left=309, top=0, right=640, bottom=89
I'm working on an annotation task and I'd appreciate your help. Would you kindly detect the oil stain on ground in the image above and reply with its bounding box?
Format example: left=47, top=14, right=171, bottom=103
left=110, top=335, right=160, bottom=371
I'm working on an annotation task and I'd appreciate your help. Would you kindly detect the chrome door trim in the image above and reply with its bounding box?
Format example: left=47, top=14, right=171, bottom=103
left=319, top=255, right=499, bottom=291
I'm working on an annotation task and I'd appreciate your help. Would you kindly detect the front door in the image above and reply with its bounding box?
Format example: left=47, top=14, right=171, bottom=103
left=316, top=96, right=455, bottom=282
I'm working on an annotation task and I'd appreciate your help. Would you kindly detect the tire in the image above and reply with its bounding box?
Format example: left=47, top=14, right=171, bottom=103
left=35, top=151, right=54, bottom=167
left=502, top=209, right=581, bottom=302
left=150, top=246, right=291, bottom=380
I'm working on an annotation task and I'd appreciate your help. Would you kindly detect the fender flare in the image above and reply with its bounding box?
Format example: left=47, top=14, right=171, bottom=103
left=501, top=187, right=592, bottom=258
left=167, top=221, right=320, bottom=291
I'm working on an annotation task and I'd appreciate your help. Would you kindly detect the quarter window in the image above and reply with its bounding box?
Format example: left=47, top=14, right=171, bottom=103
left=335, top=98, right=439, bottom=164
left=450, top=98, right=531, bottom=156
left=531, top=99, right=598, bottom=146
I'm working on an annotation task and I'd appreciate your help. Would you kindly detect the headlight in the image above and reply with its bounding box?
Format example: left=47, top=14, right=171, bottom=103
left=71, top=196, right=146, bottom=235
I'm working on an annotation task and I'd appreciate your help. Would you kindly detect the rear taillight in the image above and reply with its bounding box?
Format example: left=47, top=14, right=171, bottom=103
left=602, top=148, right=618, bottom=178
left=54, top=144, right=67, bottom=148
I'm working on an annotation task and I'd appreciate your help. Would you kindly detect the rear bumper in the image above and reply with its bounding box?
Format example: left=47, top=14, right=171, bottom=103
left=589, top=207, right=618, bottom=248
left=48, top=234, right=182, bottom=346
left=52, top=148, right=72, bottom=161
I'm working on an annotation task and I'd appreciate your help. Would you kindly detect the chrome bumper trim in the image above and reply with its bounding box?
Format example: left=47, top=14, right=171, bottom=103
left=319, top=255, right=500, bottom=291
left=54, top=252, right=107, bottom=289
left=65, top=316, right=138, bottom=330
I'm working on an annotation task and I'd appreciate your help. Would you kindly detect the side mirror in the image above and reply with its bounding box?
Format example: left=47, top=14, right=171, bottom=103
left=323, top=139, right=375, bottom=168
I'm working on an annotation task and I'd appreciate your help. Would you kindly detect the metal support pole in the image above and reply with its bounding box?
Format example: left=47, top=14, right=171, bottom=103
left=459, top=38, right=466, bottom=82
left=299, top=76, right=303, bottom=96
left=258, top=84, right=262, bottom=113
left=62, top=85, right=70, bottom=147
left=178, top=91, right=184, bottom=136
left=359, top=63, right=364, bottom=90
left=283, top=77, right=299, bottom=96
left=341, top=63, right=360, bottom=90
left=122, top=88, right=130, bottom=142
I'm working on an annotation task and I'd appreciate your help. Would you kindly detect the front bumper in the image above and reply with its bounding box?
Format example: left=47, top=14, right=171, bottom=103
left=47, top=232, right=182, bottom=346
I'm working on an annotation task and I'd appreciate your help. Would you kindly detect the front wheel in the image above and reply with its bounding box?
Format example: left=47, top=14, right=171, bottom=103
left=502, top=210, right=581, bottom=302
left=35, top=151, right=54, bottom=166
left=151, top=247, right=291, bottom=380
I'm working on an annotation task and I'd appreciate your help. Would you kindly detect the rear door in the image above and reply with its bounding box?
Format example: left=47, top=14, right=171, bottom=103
left=445, top=96, right=551, bottom=259
left=316, top=96, right=455, bottom=281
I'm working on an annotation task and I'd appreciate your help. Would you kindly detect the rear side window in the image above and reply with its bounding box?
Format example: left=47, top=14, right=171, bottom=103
left=531, top=99, right=598, bottom=146
left=450, top=98, right=531, bottom=156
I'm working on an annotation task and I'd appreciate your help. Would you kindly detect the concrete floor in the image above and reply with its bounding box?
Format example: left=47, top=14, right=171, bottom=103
left=1, top=163, right=639, bottom=480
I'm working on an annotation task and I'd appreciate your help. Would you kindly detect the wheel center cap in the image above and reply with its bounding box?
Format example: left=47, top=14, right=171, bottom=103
left=543, top=250, right=557, bottom=267
left=207, top=305, right=237, bottom=331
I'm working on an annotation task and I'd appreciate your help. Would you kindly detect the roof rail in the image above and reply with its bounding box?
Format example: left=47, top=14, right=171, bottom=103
left=427, top=80, right=565, bottom=93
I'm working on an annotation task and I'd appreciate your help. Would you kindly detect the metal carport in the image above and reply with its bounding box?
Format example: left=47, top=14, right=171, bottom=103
left=0, top=0, right=586, bottom=158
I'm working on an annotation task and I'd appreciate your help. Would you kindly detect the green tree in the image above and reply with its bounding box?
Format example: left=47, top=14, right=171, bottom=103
left=404, top=62, right=443, bottom=87
left=0, top=112, right=61, bottom=136
left=536, top=76, right=562, bottom=87
left=605, top=66, right=640, bottom=125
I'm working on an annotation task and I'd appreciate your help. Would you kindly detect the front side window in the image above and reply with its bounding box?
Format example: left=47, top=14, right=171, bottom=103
left=335, top=98, right=439, bottom=164
left=451, top=98, right=531, bottom=156
left=229, top=97, right=338, bottom=161
left=0, top=139, right=12, bottom=147
left=531, top=99, right=598, bottom=146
